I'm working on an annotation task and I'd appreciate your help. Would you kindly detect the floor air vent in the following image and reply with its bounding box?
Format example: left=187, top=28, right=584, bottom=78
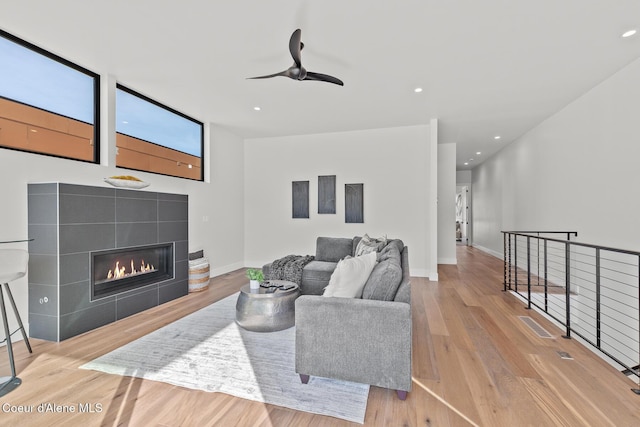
left=518, top=316, right=554, bottom=338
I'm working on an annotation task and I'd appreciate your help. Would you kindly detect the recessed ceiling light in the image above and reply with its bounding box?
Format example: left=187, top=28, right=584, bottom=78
left=494, top=135, right=501, bottom=140
left=476, top=151, right=481, bottom=155
left=253, top=106, right=261, bottom=111
left=464, top=162, right=469, bottom=166
left=622, top=29, right=637, bottom=38
left=469, top=158, right=474, bottom=161
left=414, top=87, right=423, bottom=93
left=122, top=121, right=128, bottom=124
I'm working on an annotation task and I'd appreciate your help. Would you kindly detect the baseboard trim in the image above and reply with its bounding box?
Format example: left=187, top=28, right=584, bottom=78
left=210, top=262, right=244, bottom=278
left=472, top=244, right=503, bottom=260
left=438, top=257, right=457, bottom=265
left=410, top=268, right=430, bottom=278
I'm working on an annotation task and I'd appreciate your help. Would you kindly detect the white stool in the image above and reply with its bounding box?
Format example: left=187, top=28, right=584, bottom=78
left=0, top=249, right=33, bottom=397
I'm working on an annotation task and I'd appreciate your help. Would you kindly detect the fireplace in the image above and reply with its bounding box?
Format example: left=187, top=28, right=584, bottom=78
left=28, top=183, right=189, bottom=342
left=91, top=243, right=174, bottom=300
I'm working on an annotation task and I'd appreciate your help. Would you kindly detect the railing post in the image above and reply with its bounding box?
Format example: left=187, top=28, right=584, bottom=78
left=503, top=232, right=507, bottom=292
left=563, top=241, right=571, bottom=339
left=508, top=234, right=512, bottom=290
left=595, top=248, right=601, bottom=349
left=527, top=235, right=532, bottom=309
left=634, top=257, right=640, bottom=395
left=544, top=239, right=548, bottom=313
left=514, top=235, right=518, bottom=293
left=537, top=233, right=541, bottom=287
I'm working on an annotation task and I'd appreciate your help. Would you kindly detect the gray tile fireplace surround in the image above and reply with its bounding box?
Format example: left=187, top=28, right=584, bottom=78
left=27, top=183, right=189, bottom=341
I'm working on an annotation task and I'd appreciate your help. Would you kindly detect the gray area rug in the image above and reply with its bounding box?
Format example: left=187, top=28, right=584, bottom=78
left=80, top=293, right=369, bottom=423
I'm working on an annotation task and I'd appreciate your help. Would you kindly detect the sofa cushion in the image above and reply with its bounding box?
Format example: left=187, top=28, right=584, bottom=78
left=352, top=236, right=362, bottom=255
left=394, top=280, right=411, bottom=304
left=362, top=245, right=403, bottom=301
left=378, top=241, right=403, bottom=261
left=323, top=252, right=377, bottom=298
left=384, top=239, right=404, bottom=254
left=316, top=237, right=354, bottom=262
left=301, top=261, right=337, bottom=295
left=354, top=234, right=387, bottom=256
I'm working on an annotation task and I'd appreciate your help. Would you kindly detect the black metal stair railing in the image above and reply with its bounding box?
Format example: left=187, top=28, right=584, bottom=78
left=502, top=231, right=640, bottom=395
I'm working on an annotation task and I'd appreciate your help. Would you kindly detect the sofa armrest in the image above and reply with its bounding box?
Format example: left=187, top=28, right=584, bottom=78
left=295, top=295, right=412, bottom=391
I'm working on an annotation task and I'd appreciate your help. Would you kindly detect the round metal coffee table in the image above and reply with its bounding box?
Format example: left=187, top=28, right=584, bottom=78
left=235, top=280, right=300, bottom=332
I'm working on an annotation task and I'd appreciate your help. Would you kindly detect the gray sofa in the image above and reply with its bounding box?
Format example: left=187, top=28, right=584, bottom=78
left=265, top=236, right=412, bottom=399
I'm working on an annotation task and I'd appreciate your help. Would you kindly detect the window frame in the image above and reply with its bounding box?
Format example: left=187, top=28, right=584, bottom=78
left=115, top=84, right=204, bottom=181
left=0, top=28, right=100, bottom=163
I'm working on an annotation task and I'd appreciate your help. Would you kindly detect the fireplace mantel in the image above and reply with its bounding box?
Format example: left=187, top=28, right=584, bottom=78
left=27, top=183, right=189, bottom=341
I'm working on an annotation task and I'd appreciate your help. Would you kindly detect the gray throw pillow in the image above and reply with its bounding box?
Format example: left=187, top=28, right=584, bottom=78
left=383, top=239, right=404, bottom=256
left=355, top=234, right=387, bottom=257
left=362, top=245, right=403, bottom=301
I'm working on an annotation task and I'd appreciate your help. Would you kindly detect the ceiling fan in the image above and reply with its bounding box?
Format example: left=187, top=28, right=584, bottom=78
left=248, top=29, right=344, bottom=86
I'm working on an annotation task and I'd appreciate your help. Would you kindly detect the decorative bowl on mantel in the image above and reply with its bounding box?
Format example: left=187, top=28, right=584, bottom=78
left=104, top=175, right=150, bottom=189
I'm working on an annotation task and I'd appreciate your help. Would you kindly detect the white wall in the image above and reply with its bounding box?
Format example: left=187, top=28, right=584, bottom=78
left=429, top=120, right=439, bottom=279
left=244, top=125, right=433, bottom=277
left=199, top=125, right=245, bottom=276
left=456, top=170, right=472, bottom=186
left=473, top=55, right=640, bottom=255
left=0, top=122, right=245, bottom=336
left=438, top=143, right=457, bottom=264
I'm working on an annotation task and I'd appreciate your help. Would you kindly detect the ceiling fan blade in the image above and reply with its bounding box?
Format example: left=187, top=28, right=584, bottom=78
left=247, top=70, right=290, bottom=80
left=289, top=29, right=302, bottom=67
left=249, top=29, right=342, bottom=87
left=303, top=71, right=344, bottom=86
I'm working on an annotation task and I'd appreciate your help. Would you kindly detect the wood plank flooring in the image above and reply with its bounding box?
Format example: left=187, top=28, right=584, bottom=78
left=1, top=246, right=639, bottom=426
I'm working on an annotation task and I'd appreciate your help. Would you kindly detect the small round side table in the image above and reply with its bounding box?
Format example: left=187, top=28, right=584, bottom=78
left=235, top=280, right=300, bottom=332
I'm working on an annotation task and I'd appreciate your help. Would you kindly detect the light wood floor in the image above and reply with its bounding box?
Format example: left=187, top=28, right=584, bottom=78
left=1, top=246, right=639, bottom=426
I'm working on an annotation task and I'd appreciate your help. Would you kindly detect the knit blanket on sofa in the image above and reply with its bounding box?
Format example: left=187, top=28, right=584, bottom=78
left=265, top=255, right=315, bottom=285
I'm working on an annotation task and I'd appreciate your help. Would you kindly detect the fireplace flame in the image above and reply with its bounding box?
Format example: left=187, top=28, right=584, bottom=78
left=106, top=258, right=156, bottom=281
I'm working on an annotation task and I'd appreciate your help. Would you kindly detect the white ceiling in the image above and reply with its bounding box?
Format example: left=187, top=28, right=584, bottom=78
left=2, top=0, right=640, bottom=169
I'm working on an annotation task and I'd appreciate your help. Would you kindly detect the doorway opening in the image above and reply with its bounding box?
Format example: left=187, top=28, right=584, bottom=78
left=456, top=185, right=471, bottom=245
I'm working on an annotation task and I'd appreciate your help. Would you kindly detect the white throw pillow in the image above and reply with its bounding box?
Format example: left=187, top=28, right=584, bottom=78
left=323, top=252, right=377, bottom=298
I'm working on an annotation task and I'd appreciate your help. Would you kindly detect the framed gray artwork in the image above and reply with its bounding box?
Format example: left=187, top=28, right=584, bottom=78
left=292, top=181, right=309, bottom=218
left=345, top=183, right=364, bottom=223
left=318, top=175, right=336, bottom=214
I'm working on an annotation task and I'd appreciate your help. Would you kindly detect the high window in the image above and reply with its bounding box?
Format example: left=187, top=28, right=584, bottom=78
left=116, top=85, right=203, bottom=181
left=0, top=29, right=99, bottom=162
